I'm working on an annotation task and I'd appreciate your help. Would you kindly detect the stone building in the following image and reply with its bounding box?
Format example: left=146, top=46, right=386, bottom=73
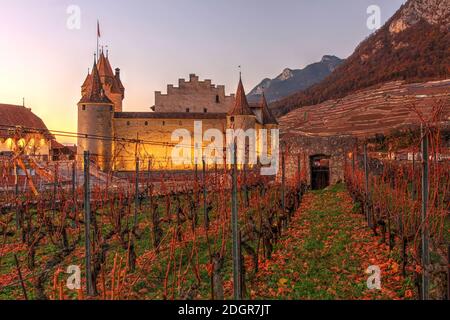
left=77, top=51, right=278, bottom=172
left=281, top=134, right=356, bottom=190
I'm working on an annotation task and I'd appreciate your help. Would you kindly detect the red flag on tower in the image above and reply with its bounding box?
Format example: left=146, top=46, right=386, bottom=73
left=97, top=20, right=101, bottom=38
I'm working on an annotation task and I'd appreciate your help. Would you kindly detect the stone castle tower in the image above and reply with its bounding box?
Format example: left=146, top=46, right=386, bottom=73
left=77, top=48, right=278, bottom=172
left=77, top=53, right=122, bottom=171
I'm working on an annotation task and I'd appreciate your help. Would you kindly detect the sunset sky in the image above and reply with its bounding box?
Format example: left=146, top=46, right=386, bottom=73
left=0, top=0, right=405, bottom=143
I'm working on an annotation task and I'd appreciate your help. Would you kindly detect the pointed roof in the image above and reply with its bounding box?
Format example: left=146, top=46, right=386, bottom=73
left=97, top=51, right=123, bottom=94
left=228, top=76, right=254, bottom=116
left=81, top=70, right=92, bottom=90
left=79, top=59, right=113, bottom=104
left=260, top=93, right=278, bottom=125
left=97, top=51, right=114, bottom=78
left=115, top=69, right=125, bottom=91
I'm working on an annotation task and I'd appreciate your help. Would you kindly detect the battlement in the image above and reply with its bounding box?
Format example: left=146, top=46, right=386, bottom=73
left=154, top=74, right=235, bottom=113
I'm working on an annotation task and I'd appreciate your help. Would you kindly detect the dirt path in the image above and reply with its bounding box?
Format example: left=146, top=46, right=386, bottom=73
left=251, top=184, right=415, bottom=300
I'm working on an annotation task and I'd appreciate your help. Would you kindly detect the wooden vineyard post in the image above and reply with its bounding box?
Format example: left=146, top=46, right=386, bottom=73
left=147, top=159, right=151, bottom=192
left=15, top=164, right=19, bottom=229
left=421, top=128, right=430, bottom=300
left=363, top=144, right=371, bottom=228
left=72, top=160, right=77, bottom=227
left=297, top=154, right=301, bottom=202
left=134, top=157, right=140, bottom=230
left=447, top=244, right=449, bottom=301
left=352, top=147, right=356, bottom=183
left=202, top=157, right=209, bottom=230
left=72, top=160, right=77, bottom=206
left=83, top=151, right=94, bottom=297
left=231, top=143, right=242, bottom=300
left=412, top=151, right=416, bottom=200
left=53, top=164, right=57, bottom=213
left=281, top=146, right=286, bottom=214
left=243, top=163, right=248, bottom=207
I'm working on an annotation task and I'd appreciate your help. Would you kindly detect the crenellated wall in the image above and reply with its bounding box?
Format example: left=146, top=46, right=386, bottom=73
left=154, top=74, right=235, bottom=113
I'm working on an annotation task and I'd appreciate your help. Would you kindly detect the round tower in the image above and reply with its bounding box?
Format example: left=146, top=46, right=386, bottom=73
left=77, top=57, right=114, bottom=171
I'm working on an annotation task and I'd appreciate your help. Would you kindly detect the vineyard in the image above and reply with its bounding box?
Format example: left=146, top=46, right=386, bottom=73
left=0, top=145, right=310, bottom=300
left=0, top=120, right=449, bottom=301
left=345, top=124, right=450, bottom=300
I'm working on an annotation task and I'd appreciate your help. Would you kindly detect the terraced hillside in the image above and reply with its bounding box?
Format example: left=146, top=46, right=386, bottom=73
left=279, top=79, right=450, bottom=138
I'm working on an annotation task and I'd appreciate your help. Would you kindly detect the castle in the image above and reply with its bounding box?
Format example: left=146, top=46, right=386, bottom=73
left=77, top=51, right=278, bottom=172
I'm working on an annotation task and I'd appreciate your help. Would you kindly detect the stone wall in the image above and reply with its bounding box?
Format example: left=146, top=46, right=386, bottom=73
left=154, top=74, right=235, bottom=113
left=112, top=115, right=227, bottom=171
left=77, top=103, right=114, bottom=171
left=281, top=135, right=357, bottom=186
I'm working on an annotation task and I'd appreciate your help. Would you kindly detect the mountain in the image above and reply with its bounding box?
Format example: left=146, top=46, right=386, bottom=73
left=271, top=0, right=450, bottom=117
left=247, top=55, right=344, bottom=103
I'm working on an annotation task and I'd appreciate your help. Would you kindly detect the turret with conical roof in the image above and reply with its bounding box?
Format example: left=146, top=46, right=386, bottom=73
left=79, top=58, right=113, bottom=104
left=80, top=50, right=125, bottom=112
left=260, top=92, right=278, bottom=125
left=228, top=76, right=254, bottom=117
left=77, top=55, right=114, bottom=171
left=227, top=75, right=256, bottom=131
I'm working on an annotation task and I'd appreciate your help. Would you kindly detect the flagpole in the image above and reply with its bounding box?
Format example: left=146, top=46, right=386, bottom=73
left=96, top=20, right=99, bottom=59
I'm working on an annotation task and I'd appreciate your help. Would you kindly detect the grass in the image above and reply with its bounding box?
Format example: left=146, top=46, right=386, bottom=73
left=250, top=183, right=412, bottom=300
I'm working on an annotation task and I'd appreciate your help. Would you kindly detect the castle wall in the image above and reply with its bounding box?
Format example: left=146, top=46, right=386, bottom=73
left=77, top=103, right=114, bottom=171
left=112, top=115, right=227, bottom=171
left=154, top=74, right=235, bottom=113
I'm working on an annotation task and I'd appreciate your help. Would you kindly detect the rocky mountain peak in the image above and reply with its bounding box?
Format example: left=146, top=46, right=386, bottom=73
left=389, top=0, right=450, bottom=34
left=278, top=68, right=294, bottom=81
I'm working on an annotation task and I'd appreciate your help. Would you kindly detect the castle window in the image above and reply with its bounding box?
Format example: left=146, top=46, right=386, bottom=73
left=230, top=116, right=235, bottom=122
left=186, top=108, right=190, bottom=113
left=82, top=105, right=86, bottom=111
left=216, top=95, right=220, bottom=103
left=145, top=121, right=148, bottom=126
left=162, top=121, right=166, bottom=126
left=204, top=108, right=208, bottom=113
left=127, top=121, right=130, bottom=126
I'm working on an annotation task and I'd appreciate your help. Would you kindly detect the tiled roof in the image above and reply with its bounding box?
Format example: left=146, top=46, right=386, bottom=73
left=97, top=51, right=115, bottom=78
left=260, top=93, right=278, bottom=125
left=114, top=112, right=226, bottom=120
left=79, top=59, right=113, bottom=104
left=0, top=104, right=52, bottom=139
left=97, top=52, right=123, bottom=94
left=228, top=77, right=254, bottom=116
